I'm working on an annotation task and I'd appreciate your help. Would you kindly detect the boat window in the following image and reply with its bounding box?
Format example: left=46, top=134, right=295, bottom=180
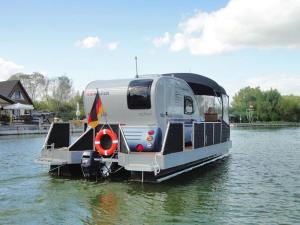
left=127, top=79, right=153, bottom=109
left=184, top=96, right=194, bottom=115
left=222, top=94, right=229, bottom=124
left=214, top=96, right=222, bottom=121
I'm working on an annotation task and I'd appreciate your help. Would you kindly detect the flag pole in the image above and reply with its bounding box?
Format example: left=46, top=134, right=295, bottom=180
left=93, top=88, right=99, bottom=151
left=93, top=127, right=95, bottom=151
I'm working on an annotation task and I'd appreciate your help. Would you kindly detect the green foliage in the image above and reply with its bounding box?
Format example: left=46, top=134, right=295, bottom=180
left=231, top=87, right=300, bottom=122
left=278, top=95, right=300, bottom=122
left=231, top=86, right=263, bottom=122
left=257, top=89, right=281, bottom=121
left=34, top=91, right=85, bottom=121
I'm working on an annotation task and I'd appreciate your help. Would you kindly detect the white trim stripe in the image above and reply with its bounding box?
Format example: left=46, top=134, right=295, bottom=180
left=112, top=140, right=118, bottom=144
left=95, top=141, right=101, bottom=144
left=156, top=153, right=229, bottom=183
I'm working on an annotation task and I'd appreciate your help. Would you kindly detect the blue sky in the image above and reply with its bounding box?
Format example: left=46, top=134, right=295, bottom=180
left=0, top=0, right=300, bottom=97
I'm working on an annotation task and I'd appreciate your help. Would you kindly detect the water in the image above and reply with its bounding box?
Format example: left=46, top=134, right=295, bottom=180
left=0, top=128, right=299, bottom=225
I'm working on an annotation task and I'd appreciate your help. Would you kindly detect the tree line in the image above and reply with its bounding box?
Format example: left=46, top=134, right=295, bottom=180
left=230, top=87, right=300, bottom=122
left=8, top=73, right=300, bottom=122
left=9, top=73, right=84, bottom=120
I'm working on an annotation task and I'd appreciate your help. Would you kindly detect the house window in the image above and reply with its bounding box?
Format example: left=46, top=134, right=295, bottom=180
left=184, top=96, right=194, bottom=115
left=13, top=91, right=21, bottom=100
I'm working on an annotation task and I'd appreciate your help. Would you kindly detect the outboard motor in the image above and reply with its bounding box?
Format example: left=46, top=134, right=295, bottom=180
left=81, top=150, right=102, bottom=179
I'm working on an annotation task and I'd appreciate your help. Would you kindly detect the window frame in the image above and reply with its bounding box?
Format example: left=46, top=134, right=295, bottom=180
left=222, top=94, right=230, bottom=124
left=184, top=96, right=194, bottom=115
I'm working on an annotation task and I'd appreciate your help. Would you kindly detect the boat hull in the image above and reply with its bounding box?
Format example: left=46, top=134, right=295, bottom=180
left=48, top=141, right=231, bottom=183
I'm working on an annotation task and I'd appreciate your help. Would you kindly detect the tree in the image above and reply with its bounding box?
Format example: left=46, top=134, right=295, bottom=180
left=257, top=89, right=281, bottom=121
left=9, top=72, right=46, bottom=101
left=231, top=86, right=300, bottom=122
left=231, top=86, right=263, bottom=122
left=9, top=73, right=83, bottom=121
left=52, top=76, right=73, bottom=103
left=279, top=95, right=300, bottom=122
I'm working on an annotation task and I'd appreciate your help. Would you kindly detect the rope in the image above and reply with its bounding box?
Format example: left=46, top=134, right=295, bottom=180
left=153, top=153, right=161, bottom=176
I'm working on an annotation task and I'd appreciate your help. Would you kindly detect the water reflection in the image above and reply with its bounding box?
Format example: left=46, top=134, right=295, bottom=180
left=83, top=157, right=230, bottom=224
left=89, top=192, right=119, bottom=225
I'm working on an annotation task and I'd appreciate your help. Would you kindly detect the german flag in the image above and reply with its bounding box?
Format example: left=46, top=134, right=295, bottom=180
left=87, top=91, right=104, bottom=128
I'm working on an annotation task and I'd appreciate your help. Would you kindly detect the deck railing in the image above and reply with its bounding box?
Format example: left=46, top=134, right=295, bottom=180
left=161, top=121, right=228, bottom=155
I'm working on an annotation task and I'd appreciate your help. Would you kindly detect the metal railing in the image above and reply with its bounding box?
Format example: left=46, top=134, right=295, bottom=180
left=160, top=121, right=223, bottom=154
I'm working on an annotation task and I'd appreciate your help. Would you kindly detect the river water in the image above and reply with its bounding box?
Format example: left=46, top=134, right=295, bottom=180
left=0, top=128, right=299, bottom=225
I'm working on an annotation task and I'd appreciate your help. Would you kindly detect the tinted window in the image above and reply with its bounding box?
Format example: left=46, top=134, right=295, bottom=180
left=222, top=94, right=229, bottom=124
left=184, top=96, right=194, bottom=114
left=214, top=96, right=222, bottom=120
left=127, top=79, right=153, bottom=109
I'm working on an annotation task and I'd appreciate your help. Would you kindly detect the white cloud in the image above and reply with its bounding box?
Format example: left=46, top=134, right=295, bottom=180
left=75, top=36, right=100, bottom=49
left=163, top=0, right=300, bottom=55
left=0, top=58, right=24, bottom=80
left=245, top=75, right=300, bottom=95
left=153, top=32, right=170, bottom=48
left=170, top=33, right=186, bottom=51
left=107, top=41, right=119, bottom=51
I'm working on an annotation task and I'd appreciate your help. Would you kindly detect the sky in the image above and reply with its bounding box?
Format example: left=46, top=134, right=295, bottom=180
left=0, top=0, right=300, bottom=98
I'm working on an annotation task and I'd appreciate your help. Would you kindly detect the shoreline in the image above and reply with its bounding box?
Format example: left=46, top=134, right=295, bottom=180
left=0, top=124, right=84, bottom=136
left=231, top=122, right=300, bottom=128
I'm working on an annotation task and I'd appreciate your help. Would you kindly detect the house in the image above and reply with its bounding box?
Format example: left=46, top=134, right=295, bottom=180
left=0, top=80, right=33, bottom=105
left=0, top=80, right=33, bottom=121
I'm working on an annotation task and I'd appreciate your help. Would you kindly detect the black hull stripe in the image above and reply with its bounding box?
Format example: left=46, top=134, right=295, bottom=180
left=154, top=154, right=226, bottom=182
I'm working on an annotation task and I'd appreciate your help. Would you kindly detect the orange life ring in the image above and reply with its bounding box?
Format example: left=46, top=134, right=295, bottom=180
left=95, top=129, right=118, bottom=156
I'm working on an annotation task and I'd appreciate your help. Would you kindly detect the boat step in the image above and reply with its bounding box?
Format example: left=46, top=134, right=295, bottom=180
left=34, top=158, right=67, bottom=166
left=125, top=163, right=156, bottom=172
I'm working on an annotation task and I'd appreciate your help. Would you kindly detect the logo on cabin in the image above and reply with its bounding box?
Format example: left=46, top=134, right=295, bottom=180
left=85, top=90, right=109, bottom=96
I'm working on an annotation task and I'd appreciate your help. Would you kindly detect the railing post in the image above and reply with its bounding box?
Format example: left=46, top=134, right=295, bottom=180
left=204, top=122, right=206, bottom=146
left=213, top=123, right=216, bottom=145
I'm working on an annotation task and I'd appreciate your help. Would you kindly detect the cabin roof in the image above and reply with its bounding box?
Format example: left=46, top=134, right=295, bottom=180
left=162, top=73, right=227, bottom=96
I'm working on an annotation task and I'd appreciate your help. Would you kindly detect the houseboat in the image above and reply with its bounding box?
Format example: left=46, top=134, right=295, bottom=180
left=37, top=73, right=231, bottom=182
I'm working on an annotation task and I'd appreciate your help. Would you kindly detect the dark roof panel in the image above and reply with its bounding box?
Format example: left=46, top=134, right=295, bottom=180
left=0, top=94, right=15, bottom=104
left=0, top=80, right=19, bottom=97
left=162, top=73, right=227, bottom=96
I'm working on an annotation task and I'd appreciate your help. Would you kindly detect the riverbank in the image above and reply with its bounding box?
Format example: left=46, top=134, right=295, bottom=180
left=231, top=122, right=300, bottom=127
left=0, top=124, right=84, bottom=136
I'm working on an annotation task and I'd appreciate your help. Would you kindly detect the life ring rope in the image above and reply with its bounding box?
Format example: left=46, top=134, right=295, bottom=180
left=95, top=128, right=118, bottom=156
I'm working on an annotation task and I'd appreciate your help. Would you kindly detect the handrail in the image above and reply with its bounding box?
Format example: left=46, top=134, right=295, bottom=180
left=160, top=122, right=170, bottom=154
left=42, top=123, right=54, bottom=150
left=43, top=143, right=54, bottom=151
left=118, top=124, right=131, bottom=154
